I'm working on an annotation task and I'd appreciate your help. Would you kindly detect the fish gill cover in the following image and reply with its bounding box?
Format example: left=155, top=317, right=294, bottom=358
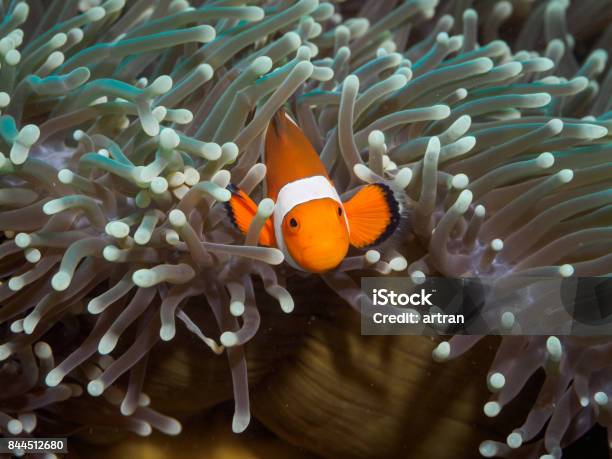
left=0, top=0, right=610, bottom=458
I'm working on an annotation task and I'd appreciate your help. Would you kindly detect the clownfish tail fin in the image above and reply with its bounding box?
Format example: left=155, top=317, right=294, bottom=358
left=224, top=184, right=275, bottom=246
left=343, top=183, right=402, bottom=248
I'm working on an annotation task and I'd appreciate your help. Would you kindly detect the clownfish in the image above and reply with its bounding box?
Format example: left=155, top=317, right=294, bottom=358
left=225, top=110, right=401, bottom=273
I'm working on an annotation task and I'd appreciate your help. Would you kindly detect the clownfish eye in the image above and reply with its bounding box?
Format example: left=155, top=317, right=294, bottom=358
left=285, top=215, right=300, bottom=232
left=337, top=206, right=343, bottom=217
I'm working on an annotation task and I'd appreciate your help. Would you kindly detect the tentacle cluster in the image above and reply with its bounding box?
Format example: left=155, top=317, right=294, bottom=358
left=0, top=0, right=611, bottom=458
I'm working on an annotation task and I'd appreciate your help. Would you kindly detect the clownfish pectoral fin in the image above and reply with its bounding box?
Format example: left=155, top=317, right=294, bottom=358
left=224, top=184, right=275, bottom=246
left=343, top=183, right=401, bottom=248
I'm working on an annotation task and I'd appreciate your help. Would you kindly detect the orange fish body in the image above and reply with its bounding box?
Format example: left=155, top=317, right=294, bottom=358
left=226, top=111, right=401, bottom=273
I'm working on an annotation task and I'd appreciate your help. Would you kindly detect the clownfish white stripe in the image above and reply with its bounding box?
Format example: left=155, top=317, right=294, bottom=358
left=273, top=175, right=348, bottom=271
left=274, top=175, right=343, bottom=230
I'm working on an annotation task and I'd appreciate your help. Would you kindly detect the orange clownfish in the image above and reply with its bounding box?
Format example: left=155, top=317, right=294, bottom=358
left=225, top=110, right=401, bottom=273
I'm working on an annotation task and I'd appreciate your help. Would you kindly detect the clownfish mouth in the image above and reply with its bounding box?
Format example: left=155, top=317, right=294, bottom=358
left=296, top=240, right=350, bottom=273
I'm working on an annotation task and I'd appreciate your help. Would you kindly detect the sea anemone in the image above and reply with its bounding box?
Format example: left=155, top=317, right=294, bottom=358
left=0, top=0, right=610, bottom=458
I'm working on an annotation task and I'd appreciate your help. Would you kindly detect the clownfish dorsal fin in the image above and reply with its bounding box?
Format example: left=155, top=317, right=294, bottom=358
left=271, top=108, right=288, bottom=137
left=343, top=183, right=401, bottom=248
left=265, top=109, right=329, bottom=201
left=224, top=184, right=275, bottom=246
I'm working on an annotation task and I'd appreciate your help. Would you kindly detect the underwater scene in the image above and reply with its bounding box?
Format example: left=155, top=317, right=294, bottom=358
left=0, top=0, right=611, bottom=458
